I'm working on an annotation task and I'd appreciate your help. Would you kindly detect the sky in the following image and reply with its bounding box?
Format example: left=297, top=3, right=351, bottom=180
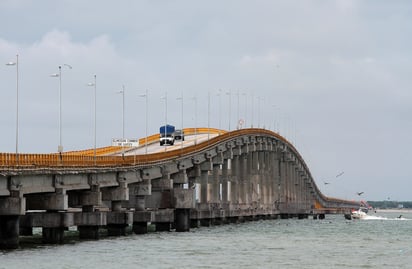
left=0, top=0, right=411, bottom=201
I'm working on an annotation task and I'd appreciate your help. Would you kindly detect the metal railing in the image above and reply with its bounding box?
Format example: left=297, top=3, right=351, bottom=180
left=0, top=127, right=359, bottom=209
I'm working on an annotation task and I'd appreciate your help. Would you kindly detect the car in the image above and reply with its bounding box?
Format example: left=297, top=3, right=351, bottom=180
left=173, top=129, right=185, bottom=141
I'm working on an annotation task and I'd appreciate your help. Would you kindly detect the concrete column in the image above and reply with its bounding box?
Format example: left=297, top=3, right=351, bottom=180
left=221, top=159, right=229, bottom=204
left=230, top=156, right=239, bottom=208
left=279, top=156, right=287, bottom=211
left=238, top=154, right=247, bottom=205
left=107, top=201, right=128, bottom=237
left=129, top=181, right=151, bottom=234
left=268, top=151, right=277, bottom=209
left=0, top=215, right=20, bottom=249
left=258, top=152, right=266, bottom=206
left=200, top=170, right=209, bottom=204
left=269, top=151, right=278, bottom=212
left=132, top=222, right=147, bottom=234
left=78, top=185, right=102, bottom=240
left=175, top=209, right=190, bottom=232
left=42, top=227, right=65, bottom=244
left=78, top=225, right=100, bottom=239
left=211, top=165, right=220, bottom=203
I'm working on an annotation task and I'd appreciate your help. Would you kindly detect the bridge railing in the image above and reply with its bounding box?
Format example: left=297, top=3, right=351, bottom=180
left=0, top=128, right=231, bottom=168
left=0, top=128, right=360, bottom=210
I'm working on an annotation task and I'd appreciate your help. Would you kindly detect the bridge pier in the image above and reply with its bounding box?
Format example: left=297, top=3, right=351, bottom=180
left=0, top=190, right=25, bottom=249
left=172, top=170, right=193, bottom=232
left=43, top=227, right=65, bottom=244
left=103, top=178, right=131, bottom=236
left=175, top=208, right=190, bottom=232
left=78, top=225, right=100, bottom=239
left=0, top=215, right=20, bottom=249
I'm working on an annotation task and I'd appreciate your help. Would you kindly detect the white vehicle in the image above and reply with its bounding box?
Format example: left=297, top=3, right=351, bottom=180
left=160, top=135, right=175, bottom=146
left=159, top=125, right=175, bottom=146
left=173, top=129, right=184, bottom=141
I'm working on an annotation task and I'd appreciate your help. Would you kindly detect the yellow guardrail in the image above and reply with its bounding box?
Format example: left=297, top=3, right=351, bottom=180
left=0, top=128, right=278, bottom=167
left=137, top=128, right=226, bottom=146
left=0, top=127, right=358, bottom=208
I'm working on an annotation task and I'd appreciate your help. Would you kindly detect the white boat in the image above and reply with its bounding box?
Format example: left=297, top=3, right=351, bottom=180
left=351, top=208, right=367, bottom=219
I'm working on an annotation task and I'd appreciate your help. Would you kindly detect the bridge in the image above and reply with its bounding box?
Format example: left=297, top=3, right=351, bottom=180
left=0, top=127, right=359, bottom=249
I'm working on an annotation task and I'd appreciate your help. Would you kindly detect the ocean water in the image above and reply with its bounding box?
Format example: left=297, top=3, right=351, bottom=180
left=1, top=211, right=411, bottom=269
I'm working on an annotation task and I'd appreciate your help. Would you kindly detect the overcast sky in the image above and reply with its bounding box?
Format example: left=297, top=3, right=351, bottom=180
left=1, top=0, right=411, bottom=201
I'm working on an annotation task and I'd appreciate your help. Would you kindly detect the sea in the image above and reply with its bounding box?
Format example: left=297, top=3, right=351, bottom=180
left=1, top=210, right=411, bottom=269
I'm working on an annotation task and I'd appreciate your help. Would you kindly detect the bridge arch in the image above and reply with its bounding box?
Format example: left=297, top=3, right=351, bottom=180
left=0, top=128, right=358, bottom=248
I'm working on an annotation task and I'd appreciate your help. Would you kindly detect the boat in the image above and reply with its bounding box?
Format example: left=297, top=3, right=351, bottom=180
left=351, top=208, right=368, bottom=219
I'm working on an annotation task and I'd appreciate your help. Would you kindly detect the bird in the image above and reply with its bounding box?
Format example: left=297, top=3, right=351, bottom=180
left=356, top=192, right=364, bottom=196
left=323, top=181, right=330, bottom=185
left=336, top=171, right=344, bottom=178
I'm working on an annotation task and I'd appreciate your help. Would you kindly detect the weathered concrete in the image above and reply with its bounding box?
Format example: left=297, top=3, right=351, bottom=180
left=0, top=215, right=19, bottom=249
left=0, top=131, right=360, bottom=249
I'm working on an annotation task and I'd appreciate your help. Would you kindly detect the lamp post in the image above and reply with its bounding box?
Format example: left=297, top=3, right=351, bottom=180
left=176, top=92, right=184, bottom=150
left=87, top=75, right=97, bottom=164
left=138, top=90, right=148, bottom=157
left=116, top=85, right=125, bottom=143
left=272, top=104, right=277, bottom=133
left=207, top=91, right=210, bottom=141
left=6, top=54, right=19, bottom=165
left=160, top=92, right=167, bottom=152
left=191, top=95, right=198, bottom=145
left=243, top=92, right=247, bottom=129
left=257, top=96, right=261, bottom=128
left=226, top=91, right=231, bottom=131
left=236, top=90, right=240, bottom=129
left=217, top=89, right=222, bottom=132
left=251, top=92, right=254, bottom=128
left=50, top=64, right=72, bottom=153
left=116, top=85, right=125, bottom=157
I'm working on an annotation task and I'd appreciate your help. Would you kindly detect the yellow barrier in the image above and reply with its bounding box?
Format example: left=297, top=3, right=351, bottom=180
left=0, top=128, right=289, bottom=168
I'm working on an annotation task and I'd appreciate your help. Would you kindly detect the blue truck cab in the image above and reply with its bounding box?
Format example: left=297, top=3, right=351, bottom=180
left=159, top=124, right=175, bottom=146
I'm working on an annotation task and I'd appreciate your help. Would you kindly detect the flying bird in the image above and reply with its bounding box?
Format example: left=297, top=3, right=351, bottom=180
left=336, top=171, right=345, bottom=178
left=356, top=192, right=364, bottom=196
left=323, top=181, right=330, bottom=185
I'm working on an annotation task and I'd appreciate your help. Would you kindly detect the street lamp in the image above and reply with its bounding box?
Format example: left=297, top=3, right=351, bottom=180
left=191, top=95, right=198, bottom=145
left=243, top=92, right=247, bottom=129
left=87, top=75, right=97, bottom=164
left=116, top=85, right=125, bottom=143
left=217, top=89, right=222, bottom=132
left=257, top=96, right=261, bottom=128
left=272, top=104, right=277, bottom=133
left=116, top=85, right=126, bottom=158
left=5, top=54, right=19, bottom=165
left=251, top=92, right=254, bottom=128
left=50, top=64, right=72, bottom=153
left=236, top=90, right=240, bottom=129
left=160, top=92, right=167, bottom=152
left=176, top=92, right=184, bottom=150
left=226, top=91, right=231, bottom=131
left=208, top=91, right=210, bottom=141
left=138, top=90, right=148, bottom=157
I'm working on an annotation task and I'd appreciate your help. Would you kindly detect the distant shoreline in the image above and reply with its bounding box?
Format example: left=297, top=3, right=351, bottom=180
left=374, top=208, right=412, bottom=213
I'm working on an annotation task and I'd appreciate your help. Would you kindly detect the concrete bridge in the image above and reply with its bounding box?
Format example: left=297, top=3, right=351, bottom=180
left=0, top=128, right=359, bottom=249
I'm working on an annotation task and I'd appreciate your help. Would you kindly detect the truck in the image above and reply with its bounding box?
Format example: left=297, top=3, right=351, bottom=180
left=159, top=124, right=175, bottom=146
left=173, top=129, right=184, bottom=141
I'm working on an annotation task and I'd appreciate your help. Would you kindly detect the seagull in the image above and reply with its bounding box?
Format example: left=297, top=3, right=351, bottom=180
left=356, top=192, right=364, bottom=196
left=336, top=171, right=344, bottom=178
